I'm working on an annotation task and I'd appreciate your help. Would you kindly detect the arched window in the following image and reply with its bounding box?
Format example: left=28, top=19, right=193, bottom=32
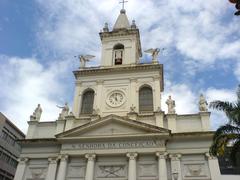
left=139, top=86, right=153, bottom=112
left=81, top=90, right=94, bottom=114
left=113, top=43, right=124, bottom=65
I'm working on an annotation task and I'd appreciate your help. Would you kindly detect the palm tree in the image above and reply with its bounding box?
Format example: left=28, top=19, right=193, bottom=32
left=209, top=85, right=240, bottom=164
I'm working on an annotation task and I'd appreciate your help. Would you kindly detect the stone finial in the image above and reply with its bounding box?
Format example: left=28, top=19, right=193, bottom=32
left=103, top=22, right=109, bottom=32
left=166, top=95, right=176, bottom=114
left=131, top=20, right=137, bottom=29
left=30, top=104, right=42, bottom=121
left=57, top=102, right=69, bottom=120
left=199, top=94, right=208, bottom=112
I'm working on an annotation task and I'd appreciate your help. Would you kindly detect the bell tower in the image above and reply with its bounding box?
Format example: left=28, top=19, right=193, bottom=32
left=99, top=9, right=142, bottom=66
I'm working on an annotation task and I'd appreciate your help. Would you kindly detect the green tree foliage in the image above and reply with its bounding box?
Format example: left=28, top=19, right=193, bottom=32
left=209, top=85, right=240, bottom=164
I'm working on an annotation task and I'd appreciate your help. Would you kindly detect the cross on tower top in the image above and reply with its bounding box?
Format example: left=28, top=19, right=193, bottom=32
left=119, top=0, right=128, bottom=10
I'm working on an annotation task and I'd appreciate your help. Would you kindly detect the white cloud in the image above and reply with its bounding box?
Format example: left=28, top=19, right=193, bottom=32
left=234, top=62, right=240, bottom=82
left=162, top=82, right=198, bottom=114
left=34, top=0, right=240, bottom=75
left=0, top=55, right=71, bottom=133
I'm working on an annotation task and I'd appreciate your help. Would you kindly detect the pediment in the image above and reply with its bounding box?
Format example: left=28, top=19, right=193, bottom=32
left=56, top=115, right=170, bottom=139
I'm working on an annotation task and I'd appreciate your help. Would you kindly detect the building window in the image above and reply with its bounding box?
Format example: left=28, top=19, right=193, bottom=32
left=139, top=86, right=153, bottom=112
left=113, top=43, right=124, bottom=65
left=81, top=90, right=94, bottom=114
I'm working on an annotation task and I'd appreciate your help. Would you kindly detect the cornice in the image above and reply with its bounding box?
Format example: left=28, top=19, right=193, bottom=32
left=73, top=64, right=163, bottom=77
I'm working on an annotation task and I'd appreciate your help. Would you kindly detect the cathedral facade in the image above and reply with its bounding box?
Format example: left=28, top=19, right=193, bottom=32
left=14, top=8, right=225, bottom=180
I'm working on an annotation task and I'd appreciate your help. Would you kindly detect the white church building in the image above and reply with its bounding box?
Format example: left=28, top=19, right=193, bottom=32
left=14, top=6, right=238, bottom=180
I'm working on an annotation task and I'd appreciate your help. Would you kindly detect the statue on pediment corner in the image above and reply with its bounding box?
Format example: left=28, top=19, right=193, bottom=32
left=199, top=94, right=208, bottom=112
left=57, top=102, right=69, bottom=120
left=166, top=95, right=176, bottom=114
left=30, top=104, right=42, bottom=121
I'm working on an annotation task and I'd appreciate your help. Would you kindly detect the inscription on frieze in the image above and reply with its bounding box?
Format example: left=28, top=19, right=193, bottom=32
left=62, top=140, right=164, bottom=150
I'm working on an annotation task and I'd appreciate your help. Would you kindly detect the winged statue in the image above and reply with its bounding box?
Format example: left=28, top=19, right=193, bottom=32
left=144, top=48, right=161, bottom=63
left=76, top=55, right=95, bottom=68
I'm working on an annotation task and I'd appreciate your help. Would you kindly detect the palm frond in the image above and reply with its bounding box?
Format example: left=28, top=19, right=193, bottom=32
left=210, top=133, right=239, bottom=156
left=213, top=124, right=240, bottom=140
left=237, top=85, right=240, bottom=101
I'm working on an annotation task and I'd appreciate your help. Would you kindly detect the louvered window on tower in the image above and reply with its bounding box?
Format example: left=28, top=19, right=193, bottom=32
left=113, top=43, right=124, bottom=65
left=81, top=90, right=94, bottom=114
left=139, top=86, right=154, bottom=112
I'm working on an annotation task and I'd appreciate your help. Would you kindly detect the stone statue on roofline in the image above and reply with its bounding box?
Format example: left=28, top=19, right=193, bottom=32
left=30, top=104, right=42, bottom=121
left=166, top=95, right=176, bottom=114
left=199, top=94, right=208, bottom=112
left=57, top=102, right=69, bottom=120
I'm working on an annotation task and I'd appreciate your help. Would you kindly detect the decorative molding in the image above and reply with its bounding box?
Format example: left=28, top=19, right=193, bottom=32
left=205, top=153, right=217, bottom=160
left=58, top=154, right=68, bottom=161
left=96, top=79, right=104, bottom=85
left=126, top=152, right=138, bottom=160
left=98, top=165, right=125, bottom=178
left=73, top=64, right=163, bottom=77
left=85, top=153, right=96, bottom=161
left=18, top=157, right=29, bottom=164
left=156, top=152, right=168, bottom=159
left=48, top=157, right=58, bottom=164
left=169, top=154, right=182, bottom=161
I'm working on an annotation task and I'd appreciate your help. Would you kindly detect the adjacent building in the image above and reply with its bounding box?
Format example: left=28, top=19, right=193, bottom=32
left=0, top=112, right=25, bottom=180
left=14, top=7, right=239, bottom=180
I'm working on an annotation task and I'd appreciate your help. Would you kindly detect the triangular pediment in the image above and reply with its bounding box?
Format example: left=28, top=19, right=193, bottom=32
left=56, top=115, right=170, bottom=139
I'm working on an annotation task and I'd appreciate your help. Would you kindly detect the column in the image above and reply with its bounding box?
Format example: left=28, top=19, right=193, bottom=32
left=205, top=153, right=221, bottom=180
left=169, top=154, right=182, bottom=180
left=46, top=157, right=58, bottom=180
left=156, top=152, right=168, bottom=180
left=153, top=76, right=161, bottom=111
left=127, top=152, right=138, bottom=180
left=85, top=154, right=96, bottom=180
left=13, top=158, right=28, bottom=180
left=56, top=155, right=68, bottom=180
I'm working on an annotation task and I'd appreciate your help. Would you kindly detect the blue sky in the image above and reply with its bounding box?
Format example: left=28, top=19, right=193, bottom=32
left=0, top=0, right=240, bottom=133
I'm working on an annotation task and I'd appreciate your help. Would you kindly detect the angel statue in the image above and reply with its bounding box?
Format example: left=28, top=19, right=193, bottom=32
left=30, top=104, right=42, bottom=121
left=76, top=54, right=95, bottom=68
left=199, top=94, right=208, bottom=112
left=144, top=48, right=161, bottom=63
left=57, top=102, right=69, bottom=120
left=166, top=95, right=176, bottom=114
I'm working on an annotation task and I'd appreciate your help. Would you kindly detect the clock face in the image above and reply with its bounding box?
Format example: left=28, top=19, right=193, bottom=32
left=107, top=91, right=125, bottom=107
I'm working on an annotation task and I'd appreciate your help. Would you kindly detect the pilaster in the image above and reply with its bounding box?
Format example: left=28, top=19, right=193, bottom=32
left=96, top=80, right=104, bottom=116
left=200, top=112, right=211, bottom=131
left=205, top=153, right=221, bottom=180
left=169, top=154, right=182, bottom=180
left=130, top=78, right=137, bottom=111
left=154, top=111, right=164, bottom=127
left=167, top=114, right=177, bottom=132
left=13, top=157, right=29, bottom=180
left=153, top=76, right=161, bottom=111
left=26, top=121, right=38, bottom=139
left=73, top=81, right=81, bottom=116
left=46, top=157, right=58, bottom=180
